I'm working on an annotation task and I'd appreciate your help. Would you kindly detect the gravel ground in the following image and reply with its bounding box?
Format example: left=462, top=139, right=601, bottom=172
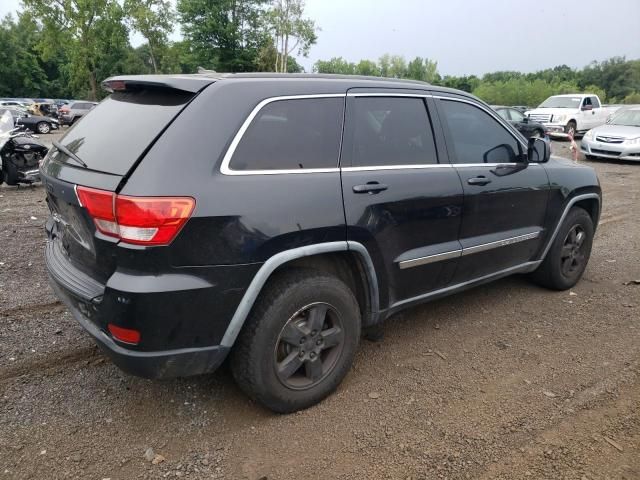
left=1, top=139, right=639, bottom=480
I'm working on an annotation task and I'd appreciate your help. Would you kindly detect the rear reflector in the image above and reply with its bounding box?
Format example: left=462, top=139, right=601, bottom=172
left=76, top=186, right=195, bottom=246
left=108, top=324, right=141, bottom=345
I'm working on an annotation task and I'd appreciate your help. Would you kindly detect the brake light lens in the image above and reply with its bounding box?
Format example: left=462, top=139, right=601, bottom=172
left=76, top=186, right=195, bottom=246
left=108, top=323, right=141, bottom=345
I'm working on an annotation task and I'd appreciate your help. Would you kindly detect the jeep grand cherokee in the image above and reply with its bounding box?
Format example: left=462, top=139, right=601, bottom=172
left=42, top=73, right=601, bottom=412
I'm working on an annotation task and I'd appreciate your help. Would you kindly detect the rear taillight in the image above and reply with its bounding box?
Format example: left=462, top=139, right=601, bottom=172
left=108, top=324, right=141, bottom=345
left=76, top=186, right=195, bottom=246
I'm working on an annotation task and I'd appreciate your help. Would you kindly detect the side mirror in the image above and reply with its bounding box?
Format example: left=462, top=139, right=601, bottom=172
left=581, top=104, right=593, bottom=111
left=528, top=137, right=550, bottom=163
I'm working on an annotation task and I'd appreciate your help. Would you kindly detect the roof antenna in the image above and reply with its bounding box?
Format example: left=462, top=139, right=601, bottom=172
left=197, top=66, right=217, bottom=74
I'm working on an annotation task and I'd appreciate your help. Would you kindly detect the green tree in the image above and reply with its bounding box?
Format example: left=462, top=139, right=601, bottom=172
left=0, top=14, right=49, bottom=97
left=177, top=0, right=269, bottom=72
left=354, top=59, right=380, bottom=77
left=23, top=0, right=130, bottom=100
left=623, top=92, right=640, bottom=104
left=268, top=0, right=317, bottom=73
left=314, top=57, right=355, bottom=75
left=124, top=0, right=174, bottom=73
left=406, top=57, right=439, bottom=83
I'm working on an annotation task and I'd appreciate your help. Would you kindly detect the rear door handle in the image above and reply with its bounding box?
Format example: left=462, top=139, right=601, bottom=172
left=467, top=176, right=491, bottom=186
left=353, top=182, right=388, bottom=194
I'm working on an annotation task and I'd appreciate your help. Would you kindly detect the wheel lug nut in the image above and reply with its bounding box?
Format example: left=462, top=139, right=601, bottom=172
left=310, top=352, right=316, bottom=359
left=316, top=339, right=322, bottom=345
left=300, top=337, right=306, bottom=344
left=299, top=350, right=305, bottom=358
left=311, top=330, right=317, bottom=336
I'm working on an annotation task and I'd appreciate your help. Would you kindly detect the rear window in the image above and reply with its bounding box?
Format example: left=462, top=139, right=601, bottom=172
left=229, top=97, right=344, bottom=171
left=53, top=90, right=192, bottom=175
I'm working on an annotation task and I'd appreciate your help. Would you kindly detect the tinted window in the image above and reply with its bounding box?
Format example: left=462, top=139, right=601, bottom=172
left=583, top=97, right=592, bottom=107
left=51, top=89, right=193, bottom=175
left=348, top=96, right=437, bottom=167
left=230, top=98, right=344, bottom=171
left=590, top=96, right=601, bottom=108
left=440, top=99, right=522, bottom=164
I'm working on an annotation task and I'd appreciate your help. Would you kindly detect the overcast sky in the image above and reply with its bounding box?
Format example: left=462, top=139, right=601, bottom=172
left=2, top=0, right=639, bottom=76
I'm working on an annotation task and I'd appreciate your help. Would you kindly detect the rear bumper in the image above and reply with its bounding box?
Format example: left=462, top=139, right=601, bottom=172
left=50, top=279, right=229, bottom=378
left=44, top=239, right=255, bottom=378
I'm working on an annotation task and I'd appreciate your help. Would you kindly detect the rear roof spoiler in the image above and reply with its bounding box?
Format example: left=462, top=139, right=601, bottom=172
left=102, top=75, right=217, bottom=94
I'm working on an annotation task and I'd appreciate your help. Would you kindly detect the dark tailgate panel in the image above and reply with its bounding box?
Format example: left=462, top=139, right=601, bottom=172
left=41, top=86, right=198, bottom=284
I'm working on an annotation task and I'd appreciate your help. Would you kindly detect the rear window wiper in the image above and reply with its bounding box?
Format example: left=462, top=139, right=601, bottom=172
left=53, top=140, right=88, bottom=168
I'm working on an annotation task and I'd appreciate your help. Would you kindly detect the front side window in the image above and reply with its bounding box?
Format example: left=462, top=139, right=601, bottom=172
left=583, top=97, right=592, bottom=107
left=230, top=97, right=344, bottom=171
left=347, top=96, right=437, bottom=167
left=440, top=99, right=522, bottom=164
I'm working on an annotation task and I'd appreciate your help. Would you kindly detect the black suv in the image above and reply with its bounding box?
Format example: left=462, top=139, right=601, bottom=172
left=42, top=74, right=601, bottom=413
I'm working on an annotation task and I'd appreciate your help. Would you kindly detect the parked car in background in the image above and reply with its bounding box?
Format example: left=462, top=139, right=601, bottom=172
left=0, top=100, right=32, bottom=109
left=42, top=73, right=601, bottom=413
left=526, top=94, right=613, bottom=138
left=493, top=106, right=547, bottom=138
left=581, top=106, right=640, bottom=161
left=511, top=105, right=530, bottom=113
left=59, top=101, right=98, bottom=125
left=29, top=102, right=58, bottom=118
left=15, top=111, right=59, bottom=134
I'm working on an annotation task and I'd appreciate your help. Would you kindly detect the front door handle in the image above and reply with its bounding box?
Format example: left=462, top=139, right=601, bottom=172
left=467, top=176, right=491, bottom=186
left=353, top=182, right=388, bottom=194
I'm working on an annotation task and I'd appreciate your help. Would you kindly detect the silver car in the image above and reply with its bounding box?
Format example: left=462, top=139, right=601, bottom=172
left=581, top=106, right=640, bottom=161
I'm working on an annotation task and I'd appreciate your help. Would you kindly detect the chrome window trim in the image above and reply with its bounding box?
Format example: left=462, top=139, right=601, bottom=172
left=398, top=249, right=462, bottom=269
left=433, top=94, right=528, bottom=150
left=342, top=164, right=452, bottom=172
left=220, top=93, right=347, bottom=176
left=347, top=92, right=432, bottom=98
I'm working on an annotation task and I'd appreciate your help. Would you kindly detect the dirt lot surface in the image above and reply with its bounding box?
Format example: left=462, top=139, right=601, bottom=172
left=1, top=140, right=639, bottom=480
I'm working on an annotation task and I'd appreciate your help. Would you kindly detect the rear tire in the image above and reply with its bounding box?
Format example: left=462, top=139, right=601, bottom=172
left=530, top=207, right=594, bottom=290
left=231, top=269, right=361, bottom=413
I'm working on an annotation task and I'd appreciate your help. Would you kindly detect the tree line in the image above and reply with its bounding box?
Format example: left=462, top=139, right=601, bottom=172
left=0, top=0, right=316, bottom=100
left=315, top=56, right=640, bottom=106
left=1, top=0, right=639, bottom=106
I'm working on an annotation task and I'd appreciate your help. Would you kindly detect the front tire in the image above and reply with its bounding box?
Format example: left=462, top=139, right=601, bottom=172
left=565, top=121, right=577, bottom=137
left=231, top=269, right=361, bottom=413
left=530, top=207, right=594, bottom=290
left=36, top=122, right=50, bottom=134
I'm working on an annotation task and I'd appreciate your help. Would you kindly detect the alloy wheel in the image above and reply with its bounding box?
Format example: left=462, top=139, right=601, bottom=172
left=274, top=302, right=345, bottom=390
left=560, top=225, right=587, bottom=277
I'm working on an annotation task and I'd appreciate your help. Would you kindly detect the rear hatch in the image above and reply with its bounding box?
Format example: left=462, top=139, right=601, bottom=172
left=42, top=78, right=210, bottom=288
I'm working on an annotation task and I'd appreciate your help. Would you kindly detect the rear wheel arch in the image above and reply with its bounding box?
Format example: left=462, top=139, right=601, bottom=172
left=219, top=242, right=379, bottom=348
left=271, top=250, right=378, bottom=327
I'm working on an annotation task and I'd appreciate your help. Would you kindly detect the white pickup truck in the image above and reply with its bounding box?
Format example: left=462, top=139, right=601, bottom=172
left=526, top=94, right=612, bottom=137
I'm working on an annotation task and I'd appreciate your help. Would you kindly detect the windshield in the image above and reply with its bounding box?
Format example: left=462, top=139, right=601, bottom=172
left=539, top=96, right=583, bottom=108
left=609, top=109, right=640, bottom=127
left=0, top=110, right=14, bottom=134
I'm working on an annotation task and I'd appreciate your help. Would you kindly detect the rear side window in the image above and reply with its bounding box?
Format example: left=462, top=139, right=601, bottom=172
left=52, top=89, right=193, bottom=175
left=440, top=99, right=522, bottom=164
left=590, top=96, right=601, bottom=108
left=346, top=96, right=437, bottom=167
left=230, top=97, right=344, bottom=171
